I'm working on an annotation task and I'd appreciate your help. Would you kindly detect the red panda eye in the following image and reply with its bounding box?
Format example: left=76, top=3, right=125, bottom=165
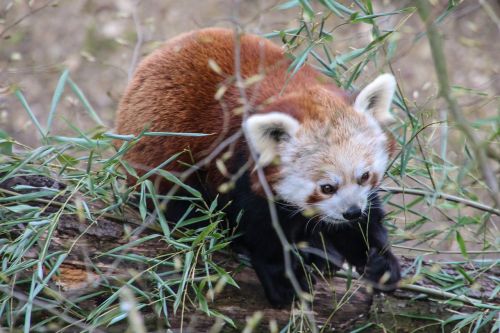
left=360, top=171, right=370, bottom=183
left=320, top=184, right=337, bottom=195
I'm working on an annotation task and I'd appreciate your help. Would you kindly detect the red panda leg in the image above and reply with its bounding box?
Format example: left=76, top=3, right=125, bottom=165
left=227, top=172, right=313, bottom=307
left=364, top=247, right=401, bottom=290
left=358, top=194, right=401, bottom=290
left=307, top=192, right=401, bottom=290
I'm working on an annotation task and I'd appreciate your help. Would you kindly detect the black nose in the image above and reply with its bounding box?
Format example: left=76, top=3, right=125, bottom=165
left=343, top=206, right=362, bottom=220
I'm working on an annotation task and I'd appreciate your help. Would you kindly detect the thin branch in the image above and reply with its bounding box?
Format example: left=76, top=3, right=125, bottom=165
left=0, top=285, right=106, bottom=333
left=402, top=284, right=499, bottom=310
left=334, top=271, right=499, bottom=311
left=414, top=0, right=499, bottom=207
left=128, top=0, right=144, bottom=81
left=0, top=0, right=56, bottom=39
left=479, top=0, right=500, bottom=32
left=0, top=187, right=153, bottom=230
left=380, top=186, right=500, bottom=216
left=392, top=244, right=500, bottom=255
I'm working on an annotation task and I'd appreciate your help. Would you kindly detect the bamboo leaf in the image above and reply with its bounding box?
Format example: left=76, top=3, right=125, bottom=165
left=67, top=77, right=104, bottom=126
left=174, top=251, right=193, bottom=312
left=455, top=231, right=468, bottom=259
left=275, top=0, right=299, bottom=10
left=0, top=130, right=13, bottom=155
left=15, top=88, right=45, bottom=139
left=298, top=0, right=314, bottom=21
left=46, top=69, right=69, bottom=135
left=289, top=43, right=314, bottom=75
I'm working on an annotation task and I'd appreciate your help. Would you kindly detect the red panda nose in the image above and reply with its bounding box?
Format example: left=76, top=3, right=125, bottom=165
left=343, top=206, right=362, bottom=220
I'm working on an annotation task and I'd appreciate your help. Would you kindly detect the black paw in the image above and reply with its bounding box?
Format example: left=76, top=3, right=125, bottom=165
left=297, top=260, right=316, bottom=289
left=364, top=248, right=400, bottom=291
left=266, top=281, right=296, bottom=308
left=254, top=261, right=315, bottom=308
left=269, top=269, right=316, bottom=308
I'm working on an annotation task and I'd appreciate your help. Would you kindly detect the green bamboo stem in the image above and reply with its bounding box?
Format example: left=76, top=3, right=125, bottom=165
left=414, top=0, right=499, bottom=207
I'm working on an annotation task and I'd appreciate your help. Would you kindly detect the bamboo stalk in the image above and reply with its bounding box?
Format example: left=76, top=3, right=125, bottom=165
left=334, top=271, right=499, bottom=311
left=380, top=186, right=500, bottom=216
left=414, top=0, right=499, bottom=207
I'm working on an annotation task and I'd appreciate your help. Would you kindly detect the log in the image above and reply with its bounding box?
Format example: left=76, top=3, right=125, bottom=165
left=0, top=174, right=497, bottom=332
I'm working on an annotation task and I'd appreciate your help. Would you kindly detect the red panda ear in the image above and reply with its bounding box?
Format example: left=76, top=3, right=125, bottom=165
left=354, top=74, right=396, bottom=126
left=244, top=112, right=300, bottom=166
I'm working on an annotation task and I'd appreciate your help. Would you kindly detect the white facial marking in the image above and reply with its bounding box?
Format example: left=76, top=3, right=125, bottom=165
left=275, top=173, right=316, bottom=207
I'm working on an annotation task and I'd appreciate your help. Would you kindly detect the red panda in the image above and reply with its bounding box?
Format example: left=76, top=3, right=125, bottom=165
left=116, top=28, right=401, bottom=307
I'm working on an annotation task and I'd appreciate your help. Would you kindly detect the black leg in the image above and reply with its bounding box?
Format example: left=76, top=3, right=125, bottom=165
left=364, top=247, right=401, bottom=290
left=227, top=174, right=313, bottom=307
left=251, top=255, right=295, bottom=308
left=310, top=193, right=401, bottom=290
left=357, top=201, right=401, bottom=290
left=245, top=234, right=314, bottom=307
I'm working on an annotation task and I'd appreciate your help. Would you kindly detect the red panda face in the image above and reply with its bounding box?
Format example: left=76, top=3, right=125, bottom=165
left=275, top=116, right=390, bottom=223
left=245, top=74, right=396, bottom=223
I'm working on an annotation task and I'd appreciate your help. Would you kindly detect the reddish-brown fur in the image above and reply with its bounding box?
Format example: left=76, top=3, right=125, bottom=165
left=116, top=28, right=358, bottom=188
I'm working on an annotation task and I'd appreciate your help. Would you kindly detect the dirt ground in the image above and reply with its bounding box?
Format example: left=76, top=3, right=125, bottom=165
left=0, top=1, right=499, bottom=253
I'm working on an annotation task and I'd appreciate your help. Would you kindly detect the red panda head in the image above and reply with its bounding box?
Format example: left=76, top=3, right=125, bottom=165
left=244, top=74, right=397, bottom=223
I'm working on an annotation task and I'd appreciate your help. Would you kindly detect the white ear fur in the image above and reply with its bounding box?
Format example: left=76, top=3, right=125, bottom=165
left=244, top=112, right=300, bottom=166
left=354, top=74, right=396, bottom=125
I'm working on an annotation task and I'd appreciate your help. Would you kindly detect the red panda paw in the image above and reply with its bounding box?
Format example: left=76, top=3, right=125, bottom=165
left=253, top=260, right=313, bottom=308
left=364, top=248, right=401, bottom=292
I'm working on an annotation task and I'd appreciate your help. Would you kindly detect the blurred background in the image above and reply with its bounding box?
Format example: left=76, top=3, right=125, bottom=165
left=1, top=0, right=498, bottom=145
left=0, top=0, right=499, bottom=255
